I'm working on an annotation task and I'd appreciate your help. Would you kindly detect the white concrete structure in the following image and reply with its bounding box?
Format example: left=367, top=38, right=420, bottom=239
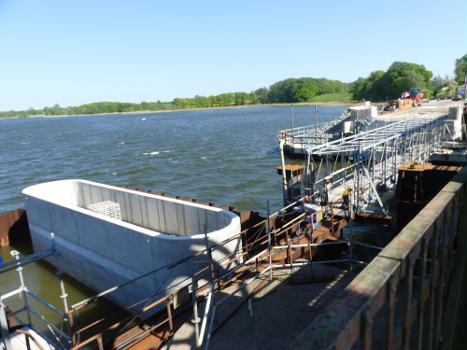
left=22, top=180, right=241, bottom=313
left=348, top=102, right=378, bottom=120
left=446, top=105, right=464, bottom=140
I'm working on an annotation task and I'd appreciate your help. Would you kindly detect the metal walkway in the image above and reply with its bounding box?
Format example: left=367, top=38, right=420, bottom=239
left=304, top=116, right=446, bottom=215
left=278, top=111, right=351, bottom=155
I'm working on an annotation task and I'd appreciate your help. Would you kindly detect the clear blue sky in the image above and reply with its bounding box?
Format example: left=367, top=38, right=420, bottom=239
left=1, top=0, right=465, bottom=111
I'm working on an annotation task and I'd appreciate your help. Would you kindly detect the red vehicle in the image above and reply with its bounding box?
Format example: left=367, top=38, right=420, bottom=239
left=401, top=88, right=423, bottom=106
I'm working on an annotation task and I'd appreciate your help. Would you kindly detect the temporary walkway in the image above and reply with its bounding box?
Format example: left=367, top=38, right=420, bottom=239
left=279, top=110, right=351, bottom=155
left=304, top=116, right=446, bottom=216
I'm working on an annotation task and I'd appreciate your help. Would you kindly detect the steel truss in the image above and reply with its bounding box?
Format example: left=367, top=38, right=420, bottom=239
left=305, top=116, right=446, bottom=215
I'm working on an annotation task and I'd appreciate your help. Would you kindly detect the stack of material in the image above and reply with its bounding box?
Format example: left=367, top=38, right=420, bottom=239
left=87, top=200, right=122, bottom=220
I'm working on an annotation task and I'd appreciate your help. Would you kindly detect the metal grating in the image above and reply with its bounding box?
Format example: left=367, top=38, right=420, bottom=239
left=86, top=201, right=122, bottom=220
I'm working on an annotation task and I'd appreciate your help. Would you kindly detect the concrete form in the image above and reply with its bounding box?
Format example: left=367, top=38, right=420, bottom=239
left=22, top=179, right=241, bottom=313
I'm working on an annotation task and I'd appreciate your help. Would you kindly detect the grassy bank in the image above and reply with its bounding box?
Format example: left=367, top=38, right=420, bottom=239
left=307, top=92, right=353, bottom=103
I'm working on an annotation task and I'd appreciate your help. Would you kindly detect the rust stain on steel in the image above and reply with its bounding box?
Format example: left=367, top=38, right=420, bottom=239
left=395, top=162, right=462, bottom=229
left=69, top=185, right=349, bottom=350
left=0, top=209, right=30, bottom=247
left=355, top=212, right=392, bottom=225
left=292, top=166, right=467, bottom=350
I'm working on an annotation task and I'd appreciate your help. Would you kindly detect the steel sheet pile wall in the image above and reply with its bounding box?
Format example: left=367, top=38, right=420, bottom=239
left=292, top=166, right=466, bottom=349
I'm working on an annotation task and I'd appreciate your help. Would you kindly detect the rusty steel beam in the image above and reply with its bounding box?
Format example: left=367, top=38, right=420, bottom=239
left=291, top=166, right=466, bottom=349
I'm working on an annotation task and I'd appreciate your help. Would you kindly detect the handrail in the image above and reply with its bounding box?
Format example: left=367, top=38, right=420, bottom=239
left=292, top=165, right=466, bottom=349
left=70, top=192, right=319, bottom=311
left=1, top=233, right=71, bottom=350
left=278, top=111, right=351, bottom=138
left=0, top=249, right=55, bottom=274
left=68, top=192, right=334, bottom=349
left=67, top=183, right=344, bottom=350
left=25, top=289, right=66, bottom=318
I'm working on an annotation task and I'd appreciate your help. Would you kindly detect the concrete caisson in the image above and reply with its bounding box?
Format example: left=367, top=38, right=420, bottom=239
left=22, top=179, right=241, bottom=313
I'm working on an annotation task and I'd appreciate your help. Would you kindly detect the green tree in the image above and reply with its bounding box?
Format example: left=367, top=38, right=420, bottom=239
left=390, top=70, right=425, bottom=97
left=350, top=77, right=369, bottom=101
left=384, top=62, right=432, bottom=97
left=454, top=54, right=467, bottom=84
left=234, top=92, right=250, bottom=105
left=293, top=81, right=319, bottom=102
left=268, top=78, right=300, bottom=103
left=250, top=87, right=269, bottom=104
left=351, top=62, right=433, bottom=100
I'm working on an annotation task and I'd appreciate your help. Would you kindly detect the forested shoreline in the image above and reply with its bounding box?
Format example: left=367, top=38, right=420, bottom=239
left=2, top=56, right=465, bottom=119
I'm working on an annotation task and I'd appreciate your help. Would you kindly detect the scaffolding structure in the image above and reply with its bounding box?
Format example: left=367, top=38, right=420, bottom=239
left=304, top=116, right=447, bottom=215
left=279, top=110, right=351, bottom=154
left=0, top=233, right=71, bottom=350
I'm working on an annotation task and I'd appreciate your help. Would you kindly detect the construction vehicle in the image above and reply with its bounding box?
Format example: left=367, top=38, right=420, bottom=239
left=384, top=87, right=423, bottom=111
left=401, top=87, right=423, bottom=106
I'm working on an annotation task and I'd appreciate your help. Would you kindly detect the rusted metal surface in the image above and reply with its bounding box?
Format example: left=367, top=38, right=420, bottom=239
left=276, top=164, right=306, bottom=177
left=63, top=185, right=349, bottom=350
left=1, top=183, right=347, bottom=350
left=396, top=162, right=462, bottom=230
left=354, top=212, right=392, bottom=225
left=396, top=162, right=462, bottom=203
left=291, top=166, right=466, bottom=349
left=0, top=208, right=30, bottom=247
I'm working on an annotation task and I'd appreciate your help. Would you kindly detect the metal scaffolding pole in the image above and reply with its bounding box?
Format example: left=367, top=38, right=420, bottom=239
left=304, top=116, right=446, bottom=215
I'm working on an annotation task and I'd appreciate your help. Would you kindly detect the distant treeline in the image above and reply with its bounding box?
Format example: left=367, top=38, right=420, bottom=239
left=0, top=101, right=172, bottom=118
left=1, top=55, right=465, bottom=118
left=0, top=77, right=351, bottom=118
left=172, top=78, right=349, bottom=109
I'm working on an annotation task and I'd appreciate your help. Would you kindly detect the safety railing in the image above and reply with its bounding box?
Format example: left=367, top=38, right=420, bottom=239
left=2, top=190, right=349, bottom=350
left=65, top=188, right=353, bottom=350
left=278, top=111, right=350, bottom=139
left=277, top=111, right=351, bottom=150
left=0, top=235, right=71, bottom=350
left=65, top=193, right=324, bottom=349
left=292, top=165, right=466, bottom=349
left=199, top=198, right=353, bottom=349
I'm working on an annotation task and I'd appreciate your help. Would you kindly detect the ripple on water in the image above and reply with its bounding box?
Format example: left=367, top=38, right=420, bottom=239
left=0, top=105, right=346, bottom=213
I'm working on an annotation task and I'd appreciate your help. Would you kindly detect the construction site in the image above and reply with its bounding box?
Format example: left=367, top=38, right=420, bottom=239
left=1, top=99, right=466, bottom=350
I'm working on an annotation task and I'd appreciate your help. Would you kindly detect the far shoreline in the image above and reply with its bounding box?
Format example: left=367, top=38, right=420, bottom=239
left=0, top=101, right=359, bottom=120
